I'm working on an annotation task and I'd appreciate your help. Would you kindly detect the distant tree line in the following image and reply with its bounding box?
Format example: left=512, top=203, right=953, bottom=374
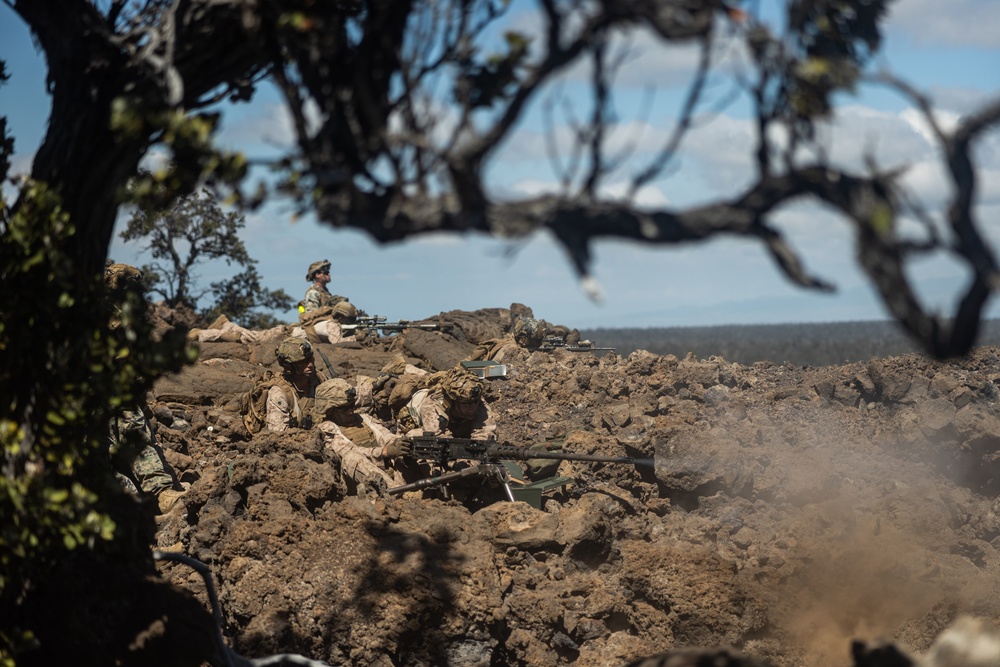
left=581, top=320, right=1000, bottom=367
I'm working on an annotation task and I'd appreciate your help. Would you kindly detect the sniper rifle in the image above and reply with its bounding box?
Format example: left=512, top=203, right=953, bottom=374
left=533, top=335, right=615, bottom=353
left=341, top=315, right=451, bottom=335
left=387, top=435, right=642, bottom=499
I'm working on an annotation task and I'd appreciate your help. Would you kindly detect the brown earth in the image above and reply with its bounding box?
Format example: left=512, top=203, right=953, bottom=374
left=146, top=306, right=1000, bottom=666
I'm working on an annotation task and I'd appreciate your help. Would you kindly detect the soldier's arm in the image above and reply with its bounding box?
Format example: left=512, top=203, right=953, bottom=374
left=303, top=288, right=321, bottom=311
left=468, top=404, right=498, bottom=440
left=265, top=386, right=292, bottom=433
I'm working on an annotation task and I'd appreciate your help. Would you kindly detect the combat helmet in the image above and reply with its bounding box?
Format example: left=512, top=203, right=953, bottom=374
left=330, top=300, right=358, bottom=323
left=512, top=317, right=545, bottom=348
left=306, top=259, right=331, bottom=282
left=275, top=336, right=314, bottom=367
left=441, top=367, right=483, bottom=406
left=104, top=260, right=145, bottom=292
left=315, top=378, right=357, bottom=416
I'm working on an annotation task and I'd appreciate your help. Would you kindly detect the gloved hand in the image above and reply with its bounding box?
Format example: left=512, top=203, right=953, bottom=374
left=382, top=438, right=412, bottom=459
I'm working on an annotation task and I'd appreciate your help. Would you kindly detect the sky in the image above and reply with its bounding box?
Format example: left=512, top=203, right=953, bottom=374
left=2, top=1, right=999, bottom=331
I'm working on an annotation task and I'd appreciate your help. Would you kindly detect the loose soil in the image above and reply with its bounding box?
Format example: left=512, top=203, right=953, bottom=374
left=147, top=307, right=1000, bottom=666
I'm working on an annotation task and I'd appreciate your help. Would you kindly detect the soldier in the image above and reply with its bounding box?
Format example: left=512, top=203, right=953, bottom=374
left=315, top=378, right=417, bottom=495
left=302, top=259, right=347, bottom=312
left=265, top=335, right=331, bottom=432
left=354, top=356, right=430, bottom=423
left=186, top=313, right=285, bottom=345
left=401, top=366, right=496, bottom=439
left=464, top=317, right=546, bottom=363
left=292, top=259, right=359, bottom=344
left=104, top=261, right=186, bottom=514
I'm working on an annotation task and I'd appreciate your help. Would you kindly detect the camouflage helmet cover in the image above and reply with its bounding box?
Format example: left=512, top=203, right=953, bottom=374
left=512, top=317, right=545, bottom=347
left=315, top=378, right=356, bottom=413
left=104, top=260, right=145, bottom=292
left=306, top=259, right=331, bottom=281
left=442, top=367, right=484, bottom=404
left=330, top=300, right=358, bottom=322
left=275, top=336, right=314, bottom=366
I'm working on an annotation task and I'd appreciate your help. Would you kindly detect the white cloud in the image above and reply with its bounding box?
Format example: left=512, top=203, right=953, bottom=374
left=899, top=158, right=952, bottom=206
left=887, top=0, right=1000, bottom=49
left=925, top=87, right=1000, bottom=117
left=977, top=168, right=1000, bottom=205
left=508, top=177, right=669, bottom=208
left=823, top=105, right=933, bottom=168
left=898, top=107, right=961, bottom=144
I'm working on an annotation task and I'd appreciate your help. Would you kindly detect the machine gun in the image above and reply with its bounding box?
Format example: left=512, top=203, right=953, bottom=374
left=533, top=335, right=616, bottom=353
left=341, top=315, right=451, bottom=335
left=387, top=435, right=642, bottom=501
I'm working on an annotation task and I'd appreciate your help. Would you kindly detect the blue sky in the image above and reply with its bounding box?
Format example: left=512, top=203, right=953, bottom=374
left=2, top=1, right=999, bottom=330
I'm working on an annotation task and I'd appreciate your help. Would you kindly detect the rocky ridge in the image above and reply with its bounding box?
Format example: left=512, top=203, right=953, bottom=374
left=147, top=306, right=1000, bottom=666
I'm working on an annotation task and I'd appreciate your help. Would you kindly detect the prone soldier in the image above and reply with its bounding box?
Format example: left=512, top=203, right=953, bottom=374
left=464, top=317, right=546, bottom=364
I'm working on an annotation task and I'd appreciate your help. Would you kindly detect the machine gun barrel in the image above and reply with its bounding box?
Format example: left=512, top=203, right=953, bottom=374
left=407, top=436, right=636, bottom=466
left=487, top=442, right=635, bottom=464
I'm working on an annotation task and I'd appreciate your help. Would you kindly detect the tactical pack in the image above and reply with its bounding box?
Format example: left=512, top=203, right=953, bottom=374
left=298, top=304, right=336, bottom=327
left=239, top=372, right=294, bottom=435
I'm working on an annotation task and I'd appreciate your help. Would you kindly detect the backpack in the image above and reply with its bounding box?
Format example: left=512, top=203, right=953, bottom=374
left=239, top=372, right=294, bottom=435
left=385, top=374, right=428, bottom=416
left=299, top=304, right=337, bottom=327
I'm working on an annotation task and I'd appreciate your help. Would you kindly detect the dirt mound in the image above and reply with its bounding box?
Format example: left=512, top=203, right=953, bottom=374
left=149, top=312, right=1000, bottom=666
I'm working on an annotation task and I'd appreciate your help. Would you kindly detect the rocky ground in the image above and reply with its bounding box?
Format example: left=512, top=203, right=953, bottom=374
left=147, top=305, right=1000, bottom=667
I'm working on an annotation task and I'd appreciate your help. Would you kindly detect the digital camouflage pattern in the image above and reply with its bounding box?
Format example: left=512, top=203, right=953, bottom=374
left=512, top=317, right=545, bottom=347
left=441, top=367, right=484, bottom=404
left=104, top=261, right=144, bottom=292
left=302, top=284, right=348, bottom=312
left=265, top=371, right=329, bottom=432
left=329, top=300, right=357, bottom=322
left=275, top=336, right=313, bottom=366
left=316, top=378, right=356, bottom=414
left=108, top=407, right=176, bottom=496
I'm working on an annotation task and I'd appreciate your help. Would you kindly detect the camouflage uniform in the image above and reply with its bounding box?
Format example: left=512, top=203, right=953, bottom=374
left=464, top=317, right=545, bottom=363
left=301, top=259, right=348, bottom=312
left=104, top=261, right=185, bottom=512
left=296, top=261, right=356, bottom=344
left=315, top=379, right=418, bottom=493
left=302, top=284, right=347, bottom=312
left=318, top=413, right=409, bottom=489
left=108, top=406, right=178, bottom=496
left=464, top=336, right=523, bottom=364
left=188, top=314, right=285, bottom=345
left=265, top=335, right=330, bottom=432
left=403, top=368, right=496, bottom=439
left=264, top=374, right=328, bottom=432
left=290, top=319, right=353, bottom=344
